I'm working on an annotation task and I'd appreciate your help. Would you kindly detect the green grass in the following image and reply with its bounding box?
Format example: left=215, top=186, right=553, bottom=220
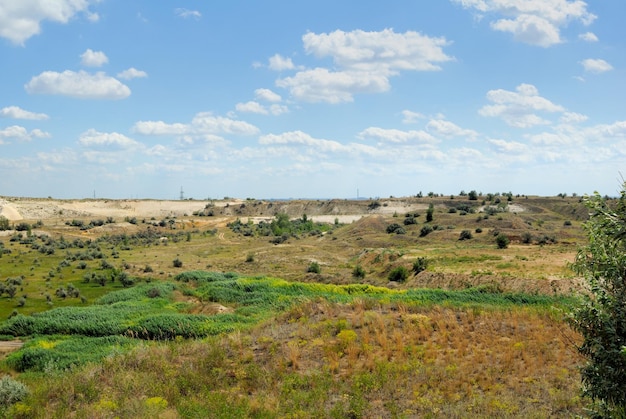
left=0, top=271, right=576, bottom=374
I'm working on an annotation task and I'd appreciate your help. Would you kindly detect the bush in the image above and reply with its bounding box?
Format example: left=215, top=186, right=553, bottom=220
left=388, top=266, right=409, bottom=282
left=569, top=187, right=626, bottom=416
left=496, top=234, right=510, bottom=249
left=420, top=225, right=433, bottom=237
left=307, top=261, right=321, bottom=274
left=173, top=258, right=183, bottom=268
left=459, top=230, right=473, bottom=240
left=0, top=375, right=28, bottom=408
left=386, top=223, right=402, bottom=234
left=352, top=265, right=366, bottom=279
left=519, top=231, right=532, bottom=244
left=412, top=257, right=429, bottom=274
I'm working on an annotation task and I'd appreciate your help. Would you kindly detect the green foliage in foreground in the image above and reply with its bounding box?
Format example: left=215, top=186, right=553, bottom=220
left=0, top=271, right=576, bottom=373
left=569, top=186, right=626, bottom=417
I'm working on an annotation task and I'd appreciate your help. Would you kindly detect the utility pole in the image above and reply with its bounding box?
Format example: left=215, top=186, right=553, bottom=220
left=180, top=186, right=184, bottom=200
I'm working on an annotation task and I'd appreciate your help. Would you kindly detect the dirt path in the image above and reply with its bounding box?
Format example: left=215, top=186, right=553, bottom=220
left=0, top=340, right=24, bottom=356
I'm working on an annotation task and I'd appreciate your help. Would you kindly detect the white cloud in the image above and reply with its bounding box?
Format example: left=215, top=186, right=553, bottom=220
left=259, top=131, right=349, bottom=153
left=80, top=49, right=108, bottom=67
left=452, top=0, right=596, bottom=47
left=560, top=111, right=588, bottom=124
left=479, top=83, right=564, bottom=128
left=132, top=121, right=188, bottom=136
left=117, top=68, right=148, bottom=80
left=488, top=138, right=529, bottom=154
left=277, top=68, right=390, bottom=104
left=255, top=88, right=282, bottom=102
left=133, top=112, right=259, bottom=138
left=268, top=54, right=295, bottom=71
left=0, top=106, right=49, bottom=120
left=275, top=29, right=453, bottom=103
left=357, top=127, right=437, bottom=144
left=0, top=125, right=50, bottom=142
left=236, top=101, right=268, bottom=115
left=401, top=110, right=425, bottom=124
left=579, top=31, right=598, bottom=42
left=78, top=129, right=141, bottom=149
left=302, top=29, right=453, bottom=72
left=269, top=104, right=289, bottom=115
left=581, top=58, right=613, bottom=74
left=426, top=119, right=478, bottom=139
left=25, top=70, right=131, bottom=100
left=0, top=0, right=99, bottom=45
left=175, top=8, right=201, bottom=19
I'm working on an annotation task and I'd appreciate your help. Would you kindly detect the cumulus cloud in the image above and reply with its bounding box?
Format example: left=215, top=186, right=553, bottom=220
left=175, top=8, right=201, bottom=19
left=236, top=101, right=268, bottom=115
left=0, top=125, right=50, bottom=142
left=133, top=112, right=259, bottom=139
left=0, top=106, right=49, bottom=120
left=259, top=131, right=349, bottom=153
left=479, top=83, right=565, bottom=128
left=255, top=88, right=282, bottom=102
left=78, top=129, right=141, bottom=149
left=581, top=58, right=613, bottom=74
left=117, top=68, right=148, bottom=80
left=452, top=0, right=596, bottom=47
left=268, top=54, right=296, bottom=71
left=25, top=70, right=131, bottom=99
left=426, top=119, right=478, bottom=139
left=357, top=127, right=437, bottom=144
left=0, top=0, right=99, bottom=45
left=401, top=110, right=425, bottom=124
left=275, top=29, right=453, bottom=103
left=80, top=49, right=108, bottom=67
left=488, top=138, right=529, bottom=154
left=579, top=31, right=598, bottom=42
left=277, top=68, right=391, bottom=104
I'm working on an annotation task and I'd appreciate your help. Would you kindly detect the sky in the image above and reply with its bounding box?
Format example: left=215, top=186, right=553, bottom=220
left=0, top=0, right=625, bottom=200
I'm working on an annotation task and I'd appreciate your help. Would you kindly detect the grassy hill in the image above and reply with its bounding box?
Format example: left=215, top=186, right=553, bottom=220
left=0, top=194, right=592, bottom=417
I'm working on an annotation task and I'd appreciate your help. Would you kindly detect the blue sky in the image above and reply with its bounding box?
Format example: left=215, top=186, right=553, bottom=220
left=1, top=0, right=624, bottom=199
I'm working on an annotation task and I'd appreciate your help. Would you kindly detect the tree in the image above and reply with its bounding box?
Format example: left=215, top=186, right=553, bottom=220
left=569, top=186, right=626, bottom=417
left=495, top=233, right=509, bottom=249
left=0, top=216, right=9, bottom=231
left=426, top=204, right=434, bottom=223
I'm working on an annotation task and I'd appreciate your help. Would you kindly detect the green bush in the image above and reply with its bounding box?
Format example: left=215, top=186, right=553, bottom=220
left=420, top=225, right=433, bottom=237
left=307, top=261, right=321, bottom=274
left=0, top=375, right=28, bottom=408
left=352, top=265, right=366, bottom=279
left=173, top=258, right=183, bottom=268
left=388, top=266, right=409, bottom=282
left=412, top=257, right=429, bottom=274
left=496, top=234, right=510, bottom=249
left=459, top=230, right=473, bottom=240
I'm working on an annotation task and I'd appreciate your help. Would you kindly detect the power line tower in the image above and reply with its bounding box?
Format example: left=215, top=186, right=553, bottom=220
left=180, top=186, right=184, bottom=200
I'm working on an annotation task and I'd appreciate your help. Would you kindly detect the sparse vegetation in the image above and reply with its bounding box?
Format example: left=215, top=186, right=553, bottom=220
left=0, top=194, right=595, bottom=417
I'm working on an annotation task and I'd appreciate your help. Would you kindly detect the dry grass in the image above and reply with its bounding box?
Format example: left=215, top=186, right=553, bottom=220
left=17, top=300, right=584, bottom=418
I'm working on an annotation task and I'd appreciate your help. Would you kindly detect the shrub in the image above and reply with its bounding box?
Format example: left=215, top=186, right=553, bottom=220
left=388, top=266, right=409, bottom=282
left=564, top=220, right=572, bottom=226
left=496, top=234, right=510, bottom=249
left=173, top=258, right=183, bottom=268
left=412, top=257, right=429, bottom=274
left=420, top=225, right=433, bottom=237
left=0, top=216, right=9, bottom=231
left=386, top=223, right=402, bottom=234
left=426, top=204, right=434, bottom=223
left=475, top=228, right=483, bottom=233
left=352, top=265, right=366, bottom=279
left=245, top=253, right=255, bottom=263
left=569, top=187, right=626, bottom=416
left=459, top=230, right=473, bottom=241
left=307, top=261, right=321, bottom=274
left=403, top=216, right=417, bottom=225
left=521, top=232, right=533, bottom=244
left=0, top=376, right=28, bottom=408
